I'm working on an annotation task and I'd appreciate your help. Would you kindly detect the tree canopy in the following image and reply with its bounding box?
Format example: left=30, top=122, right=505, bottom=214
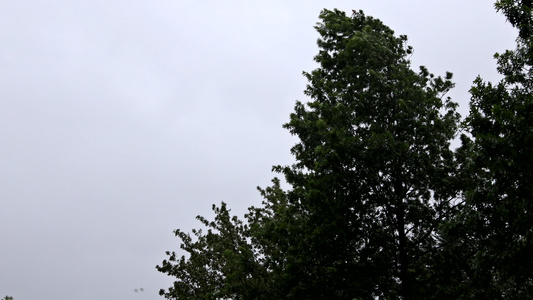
left=157, top=2, right=533, bottom=299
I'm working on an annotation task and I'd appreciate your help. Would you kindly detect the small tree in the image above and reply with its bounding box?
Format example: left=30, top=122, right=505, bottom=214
left=156, top=202, right=269, bottom=299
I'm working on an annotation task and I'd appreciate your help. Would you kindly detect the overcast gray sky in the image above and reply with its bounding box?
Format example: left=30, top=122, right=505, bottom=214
left=0, top=1, right=516, bottom=299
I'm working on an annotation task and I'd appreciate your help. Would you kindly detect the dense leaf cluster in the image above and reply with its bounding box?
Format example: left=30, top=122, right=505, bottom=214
left=157, top=2, right=533, bottom=299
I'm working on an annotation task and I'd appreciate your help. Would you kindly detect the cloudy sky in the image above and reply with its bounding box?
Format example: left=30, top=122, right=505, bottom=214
left=0, top=1, right=516, bottom=299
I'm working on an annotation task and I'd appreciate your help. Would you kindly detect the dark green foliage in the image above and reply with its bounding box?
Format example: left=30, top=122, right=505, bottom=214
left=156, top=179, right=293, bottom=300
left=450, top=0, right=533, bottom=298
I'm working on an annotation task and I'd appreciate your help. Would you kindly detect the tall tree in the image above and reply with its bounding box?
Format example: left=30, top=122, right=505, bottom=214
left=272, top=9, right=460, bottom=299
left=454, top=0, right=533, bottom=297
left=157, top=9, right=461, bottom=300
